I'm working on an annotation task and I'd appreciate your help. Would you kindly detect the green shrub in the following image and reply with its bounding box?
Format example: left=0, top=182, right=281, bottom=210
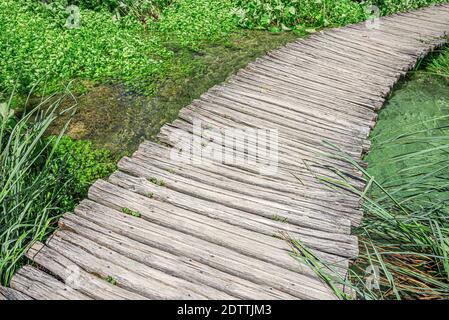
left=0, top=0, right=241, bottom=96
left=39, top=0, right=174, bottom=23
left=48, top=136, right=116, bottom=209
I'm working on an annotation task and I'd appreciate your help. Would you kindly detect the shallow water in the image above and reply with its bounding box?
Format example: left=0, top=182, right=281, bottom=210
left=48, top=30, right=298, bottom=159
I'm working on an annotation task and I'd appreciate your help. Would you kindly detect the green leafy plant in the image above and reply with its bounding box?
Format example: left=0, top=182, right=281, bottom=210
left=0, top=92, right=74, bottom=285
left=233, top=0, right=367, bottom=31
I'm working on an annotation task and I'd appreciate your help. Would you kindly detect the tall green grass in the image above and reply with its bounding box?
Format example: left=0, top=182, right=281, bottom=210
left=288, top=75, right=449, bottom=299
left=0, top=90, right=76, bottom=285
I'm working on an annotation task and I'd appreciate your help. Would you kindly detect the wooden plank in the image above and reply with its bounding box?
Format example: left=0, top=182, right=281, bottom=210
left=236, top=66, right=385, bottom=111
left=136, top=141, right=363, bottom=214
left=246, top=59, right=388, bottom=104
left=244, top=62, right=385, bottom=110
left=183, top=97, right=365, bottom=158
left=273, top=42, right=399, bottom=85
left=254, top=55, right=391, bottom=98
left=231, top=68, right=379, bottom=120
left=137, top=140, right=360, bottom=204
left=157, top=121, right=367, bottom=192
left=125, top=149, right=361, bottom=220
left=159, top=118, right=364, bottom=181
left=203, top=87, right=368, bottom=145
left=177, top=105, right=366, bottom=176
left=263, top=50, right=395, bottom=88
left=130, top=148, right=360, bottom=224
left=405, top=10, right=449, bottom=25
left=214, top=83, right=372, bottom=137
left=285, top=42, right=401, bottom=78
left=318, top=31, right=414, bottom=63
left=137, top=140, right=353, bottom=198
left=134, top=143, right=364, bottom=223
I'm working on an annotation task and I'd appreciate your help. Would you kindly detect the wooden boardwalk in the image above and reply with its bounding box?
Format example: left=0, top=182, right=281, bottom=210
left=4, top=5, right=449, bottom=300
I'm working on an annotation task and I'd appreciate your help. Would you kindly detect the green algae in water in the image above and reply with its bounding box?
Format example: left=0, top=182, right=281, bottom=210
left=365, top=74, right=449, bottom=208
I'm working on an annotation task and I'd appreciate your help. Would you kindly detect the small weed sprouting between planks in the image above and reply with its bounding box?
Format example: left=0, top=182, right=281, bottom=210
left=121, top=207, right=142, bottom=218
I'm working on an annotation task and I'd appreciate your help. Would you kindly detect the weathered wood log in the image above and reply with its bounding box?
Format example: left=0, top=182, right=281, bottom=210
left=10, top=266, right=90, bottom=300
left=25, top=242, right=147, bottom=300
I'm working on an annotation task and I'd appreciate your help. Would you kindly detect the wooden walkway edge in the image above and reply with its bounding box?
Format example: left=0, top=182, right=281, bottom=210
left=6, top=4, right=449, bottom=300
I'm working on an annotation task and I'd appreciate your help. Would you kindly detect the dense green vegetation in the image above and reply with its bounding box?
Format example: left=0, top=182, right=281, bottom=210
left=0, top=0, right=241, bottom=96
left=2, top=0, right=449, bottom=97
left=0, top=1, right=299, bottom=285
left=0, top=94, right=115, bottom=285
left=291, top=54, right=449, bottom=299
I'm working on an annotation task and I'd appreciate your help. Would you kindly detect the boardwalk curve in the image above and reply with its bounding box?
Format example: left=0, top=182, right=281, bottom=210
left=5, top=4, right=449, bottom=300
